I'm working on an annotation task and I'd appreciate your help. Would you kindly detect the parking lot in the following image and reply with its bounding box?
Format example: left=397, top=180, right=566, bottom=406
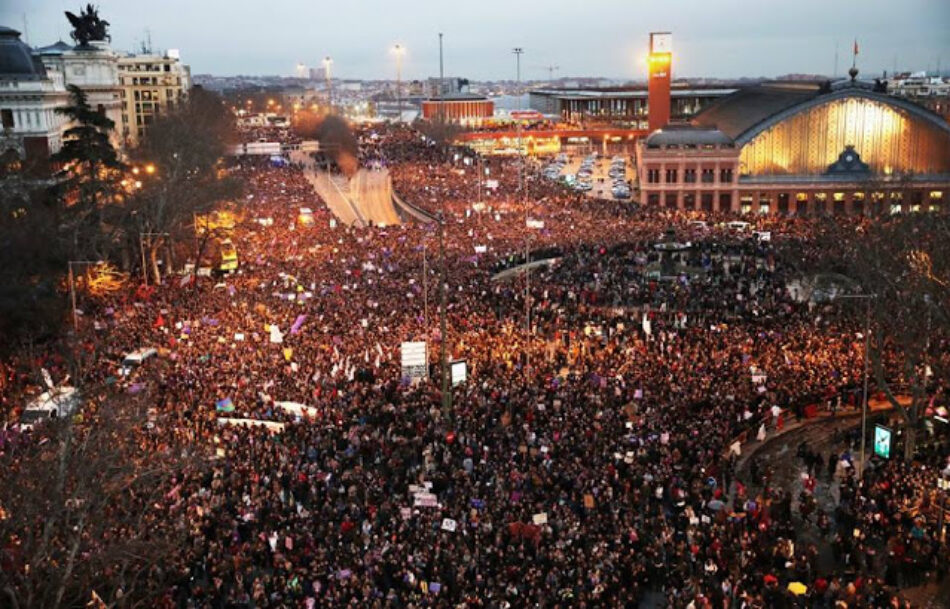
left=539, top=151, right=635, bottom=202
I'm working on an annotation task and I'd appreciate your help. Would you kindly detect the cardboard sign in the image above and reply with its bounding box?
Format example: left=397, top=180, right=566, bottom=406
left=414, top=493, right=439, bottom=508
left=441, top=518, right=457, bottom=532
left=532, top=512, right=548, bottom=525
left=584, top=494, right=595, bottom=509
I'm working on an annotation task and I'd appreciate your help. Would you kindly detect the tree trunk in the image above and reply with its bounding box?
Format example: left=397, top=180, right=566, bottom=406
left=903, top=424, right=917, bottom=463
left=149, top=244, right=161, bottom=286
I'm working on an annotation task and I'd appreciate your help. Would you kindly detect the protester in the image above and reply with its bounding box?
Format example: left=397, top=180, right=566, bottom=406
left=1, top=121, right=945, bottom=609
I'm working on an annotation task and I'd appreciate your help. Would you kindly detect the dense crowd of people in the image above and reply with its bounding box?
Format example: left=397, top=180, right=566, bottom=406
left=1, top=122, right=947, bottom=609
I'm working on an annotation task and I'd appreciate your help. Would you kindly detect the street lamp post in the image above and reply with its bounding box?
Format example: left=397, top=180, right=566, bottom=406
left=422, top=241, right=429, bottom=329
left=438, top=209, right=451, bottom=416
left=392, top=44, right=405, bottom=122
left=938, top=470, right=950, bottom=545
left=835, top=293, right=877, bottom=477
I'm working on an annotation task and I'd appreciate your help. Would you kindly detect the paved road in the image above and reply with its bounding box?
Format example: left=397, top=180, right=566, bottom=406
left=351, top=169, right=402, bottom=226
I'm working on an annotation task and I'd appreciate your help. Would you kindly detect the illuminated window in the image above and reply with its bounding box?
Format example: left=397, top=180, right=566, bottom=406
left=890, top=204, right=902, bottom=215
left=853, top=192, right=865, bottom=201
left=833, top=192, right=845, bottom=202
left=795, top=192, right=808, bottom=201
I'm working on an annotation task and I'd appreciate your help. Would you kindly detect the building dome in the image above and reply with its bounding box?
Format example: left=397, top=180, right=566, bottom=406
left=0, top=26, right=47, bottom=79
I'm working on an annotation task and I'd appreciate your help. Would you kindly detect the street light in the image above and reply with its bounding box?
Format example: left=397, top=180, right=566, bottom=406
left=323, top=56, right=333, bottom=109
left=392, top=44, right=405, bottom=121
left=834, top=292, right=877, bottom=477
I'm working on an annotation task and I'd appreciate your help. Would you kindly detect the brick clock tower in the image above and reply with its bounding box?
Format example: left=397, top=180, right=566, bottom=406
left=647, top=32, right=672, bottom=133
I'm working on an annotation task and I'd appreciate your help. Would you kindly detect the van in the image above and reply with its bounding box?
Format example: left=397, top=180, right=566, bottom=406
left=120, top=348, right=158, bottom=376
left=727, top=221, right=751, bottom=232
left=20, top=386, right=82, bottom=429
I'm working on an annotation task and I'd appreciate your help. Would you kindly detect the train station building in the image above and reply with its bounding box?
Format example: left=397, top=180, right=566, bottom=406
left=636, top=75, right=950, bottom=215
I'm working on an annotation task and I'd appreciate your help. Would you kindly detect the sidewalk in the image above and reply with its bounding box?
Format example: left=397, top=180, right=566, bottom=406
left=733, top=396, right=899, bottom=474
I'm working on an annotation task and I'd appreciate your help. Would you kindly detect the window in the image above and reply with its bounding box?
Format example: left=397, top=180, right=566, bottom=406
left=720, top=168, right=733, bottom=183
left=740, top=195, right=753, bottom=215
left=701, top=193, right=714, bottom=211
left=683, top=193, right=695, bottom=210
left=647, top=193, right=660, bottom=206
left=665, top=168, right=678, bottom=184
left=701, top=168, right=715, bottom=183
left=1, top=109, right=13, bottom=129
left=718, top=193, right=732, bottom=212
left=683, top=168, right=696, bottom=183
left=97, top=104, right=105, bottom=115
left=647, top=169, right=660, bottom=184
left=665, top=193, right=678, bottom=209
left=777, top=193, right=789, bottom=215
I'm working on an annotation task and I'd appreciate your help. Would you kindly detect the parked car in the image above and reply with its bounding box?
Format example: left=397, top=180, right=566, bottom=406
left=120, top=347, right=158, bottom=376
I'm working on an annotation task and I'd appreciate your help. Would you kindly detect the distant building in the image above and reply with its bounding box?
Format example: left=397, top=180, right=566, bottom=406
left=528, top=86, right=734, bottom=126
left=420, top=94, right=494, bottom=126
left=34, top=35, right=124, bottom=151
left=426, top=77, right=470, bottom=98
left=636, top=77, right=950, bottom=215
left=0, top=26, right=70, bottom=173
left=887, top=72, right=950, bottom=123
left=117, top=50, right=191, bottom=146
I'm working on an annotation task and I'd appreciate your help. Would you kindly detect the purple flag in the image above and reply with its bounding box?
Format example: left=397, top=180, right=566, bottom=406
left=291, top=314, right=308, bottom=335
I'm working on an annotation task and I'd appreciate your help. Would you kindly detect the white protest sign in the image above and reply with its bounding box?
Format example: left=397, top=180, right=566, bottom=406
left=441, top=518, right=457, bottom=532
left=532, top=512, right=548, bottom=525
left=401, top=341, right=428, bottom=380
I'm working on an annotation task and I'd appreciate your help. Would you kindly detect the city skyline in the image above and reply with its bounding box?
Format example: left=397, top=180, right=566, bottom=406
left=2, top=0, right=949, bottom=81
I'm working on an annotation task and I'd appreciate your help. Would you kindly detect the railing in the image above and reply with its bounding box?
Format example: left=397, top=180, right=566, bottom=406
left=391, top=190, right=437, bottom=223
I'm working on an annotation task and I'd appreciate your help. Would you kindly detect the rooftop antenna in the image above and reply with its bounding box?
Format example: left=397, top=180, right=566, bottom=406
left=145, top=28, right=153, bottom=54
left=22, top=13, right=29, bottom=45
left=848, top=38, right=859, bottom=81
left=833, top=40, right=839, bottom=79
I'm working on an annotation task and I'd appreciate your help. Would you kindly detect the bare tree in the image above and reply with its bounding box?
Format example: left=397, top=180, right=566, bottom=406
left=0, top=383, right=204, bottom=608
left=810, top=213, right=949, bottom=461
left=126, top=87, right=241, bottom=284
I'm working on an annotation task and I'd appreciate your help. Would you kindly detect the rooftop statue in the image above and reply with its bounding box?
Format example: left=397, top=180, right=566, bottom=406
left=65, top=4, right=110, bottom=47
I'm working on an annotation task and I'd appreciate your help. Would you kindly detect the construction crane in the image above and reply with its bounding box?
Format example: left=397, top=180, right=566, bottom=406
left=534, top=65, right=560, bottom=81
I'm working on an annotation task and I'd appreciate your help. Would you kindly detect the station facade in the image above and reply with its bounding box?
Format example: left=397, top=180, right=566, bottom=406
left=636, top=79, right=950, bottom=214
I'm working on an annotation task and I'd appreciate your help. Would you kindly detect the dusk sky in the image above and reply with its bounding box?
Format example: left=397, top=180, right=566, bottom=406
left=3, top=0, right=949, bottom=80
